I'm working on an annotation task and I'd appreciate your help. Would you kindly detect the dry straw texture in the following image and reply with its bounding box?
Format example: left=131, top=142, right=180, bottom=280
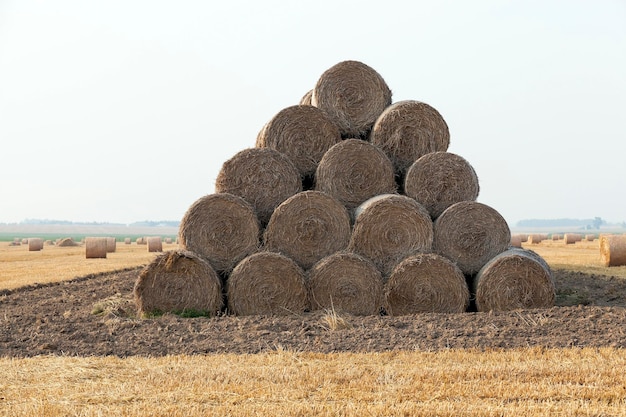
left=404, top=151, right=479, bottom=219
left=474, top=247, right=555, bottom=312
left=255, top=105, right=341, bottom=178
left=433, top=201, right=511, bottom=275
left=27, top=238, right=43, bottom=252
left=178, top=193, right=260, bottom=273
left=348, top=194, right=433, bottom=276
left=147, top=236, right=163, bottom=252
left=564, top=233, right=582, bottom=244
left=600, top=234, right=626, bottom=267
left=85, top=237, right=107, bottom=259
left=56, top=237, right=78, bottom=247
left=226, top=252, right=309, bottom=316
left=370, top=100, right=450, bottom=175
left=315, top=139, right=397, bottom=211
left=311, top=60, right=391, bottom=138
left=134, top=250, right=223, bottom=316
left=215, top=147, right=302, bottom=225
left=263, top=190, right=351, bottom=270
left=308, top=251, right=383, bottom=316
left=384, top=253, right=469, bottom=315
left=106, top=237, right=116, bottom=253
left=299, top=89, right=313, bottom=105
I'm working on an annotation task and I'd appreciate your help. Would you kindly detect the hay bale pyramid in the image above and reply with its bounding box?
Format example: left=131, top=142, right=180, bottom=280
left=134, top=60, right=555, bottom=317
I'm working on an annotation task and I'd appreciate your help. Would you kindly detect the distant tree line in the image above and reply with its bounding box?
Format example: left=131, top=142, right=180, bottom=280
left=516, top=217, right=606, bottom=229
left=16, top=219, right=180, bottom=227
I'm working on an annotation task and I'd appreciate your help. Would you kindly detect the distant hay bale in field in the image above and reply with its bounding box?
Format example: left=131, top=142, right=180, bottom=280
left=28, top=238, right=43, bottom=251
left=510, top=234, right=523, bottom=248
left=564, top=233, right=582, bottom=244
left=134, top=250, right=223, bottom=316
left=255, top=105, right=342, bottom=178
left=518, top=234, right=528, bottom=243
left=147, top=236, right=163, bottom=252
left=404, top=152, right=479, bottom=219
left=13, top=237, right=20, bottom=244
left=178, top=193, right=260, bottom=273
left=370, top=100, right=450, bottom=176
left=311, top=60, right=392, bottom=138
left=124, top=238, right=131, bottom=244
left=21, top=238, right=28, bottom=245
left=527, top=234, right=544, bottom=244
left=551, top=234, right=561, bottom=241
left=433, top=201, right=511, bottom=275
left=106, top=237, right=116, bottom=253
left=385, top=253, right=469, bottom=315
left=474, top=247, right=555, bottom=312
left=215, top=147, right=302, bottom=225
left=315, top=139, right=397, bottom=212
left=299, top=89, right=313, bottom=105
left=136, top=237, right=147, bottom=245
left=85, top=237, right=107, bottom=259
left=585, top=234, right=596, bottom=241
left=57, top=237, right=78, bottom=247
left=263, top=191, right=351, bottom=270
left=164, top=237, right=172, bottom=244
left=308, top=251, right=383, bottom=316
left=226, top=252, right=309, bottom=316
left=348, top=194, right=433, bottom=276
left=44, top=240, right=54, bottom=246
left=600, top=235, right=626, bottom=267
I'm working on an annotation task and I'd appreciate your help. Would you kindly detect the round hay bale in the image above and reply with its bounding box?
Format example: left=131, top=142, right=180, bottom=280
left=226, top=252, right=309, bottom=316
left=308, top=251, right=383, bottom=316
left=433, top=201, right=511, bottom=275
left=564, top=233, right=582, bottom=244
left=263, top=190, right=351, bottom=270
left=510, top=234, right=523, bottom=248
left=404, top=152, right=479, bottom=219
left=147, top=236, right=163, bottom=252
left=311, top=60, right=392, bottom=138
left=44, top=240, right=54, bottom=246
left=21, top=238, right=28, bottom=245
left=585, top=234, right=596, bottom=242
left=215, top=147, right=302, bottom=225
left=474, top=247, right=555, bottom=312
left=106, top=237, right=116, bottom=253
left=178, top=193, right=260, bottom=273
left=348, top=194, right=433, bottom=276
left=85, top=237, right=107, bottom=259
left=28, top=238, right=43, bottom=251
left=164, top=237, right=173, bottom=244
left=134, top=250, right=223, bottom=316
left=255, top=105, right=341, bottom=178
left=57, top=237, right=78, bottom=247
left=299, top=89, right=313, bottom=105
left=385, top=253, right=469, bottom=315
left=551, top=234, right=561, bottom=241
left=600, top=235, right=626, bottom=267
left=314, top=138, right=397, bottom=212
left=136, top=237, right=147, bottom=245
left=124, top=238, right=131, bottom=244
left=370, top=100, right=450, bottom=175
left=527, top=234, right=544, bottom=244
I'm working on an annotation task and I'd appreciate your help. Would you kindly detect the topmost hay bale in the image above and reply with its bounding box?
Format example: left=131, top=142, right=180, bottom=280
left=263, top=190, right=351, bottom=270
left=314, top=138, right=397, bottom=212
left=215, top=147, right=302, bottom=225
left=599, top=234, right=626, bottom=267
left=433, top=201, right=511, bottom=275
left=178, top=193, right=260, bottom=273
left=370, top=100, right=450, bottom=176
left=134, top=250, right=224, bottom=316
left=255, top=105, right=342, bottom=178
left=404, top=151, right=479, bottom=219
left=474, top=247, right=555, bottom=312
left=57, top=237, right=78, bottom=247
left=311, top=60, right=392, bottom=138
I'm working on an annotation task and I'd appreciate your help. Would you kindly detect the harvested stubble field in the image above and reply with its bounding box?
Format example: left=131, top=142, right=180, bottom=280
left=1, top=238, right=626, bottom=416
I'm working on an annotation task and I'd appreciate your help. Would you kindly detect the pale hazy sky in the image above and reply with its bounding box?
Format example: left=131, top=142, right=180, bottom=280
left=1, top=0, right=625, bottom=226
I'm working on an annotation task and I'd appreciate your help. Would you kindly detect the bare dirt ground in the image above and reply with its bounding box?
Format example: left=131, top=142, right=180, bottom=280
left=1, top=267, right=625, bottom=357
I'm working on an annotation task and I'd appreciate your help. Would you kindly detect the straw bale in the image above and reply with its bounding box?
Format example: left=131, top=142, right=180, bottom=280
left=308, top=251, right=383, bottom=316
left=348, top=194, right=433, bottom=276
left=474, top=247, right=555, bottom=312
left=385, top=253, right=469, bottom=315
left=85, top=237, right=107, bottom=259
left=134, top=250, right=223, bottom=316
left=226, top=252, right=309, bottom=316
left=215, top=147, right=302, bottom=225
left=404, top=152, right=479, bottom=219
left=299, top=89, right=313, bottom=105
left=147, top=236, right=163, bottom=252
left=106, top=237, right=116, bottom=253
left=164, top=237, right=173, bottom=244
left=551, top=234, right=561, bottom=241
left=124, top=238, right=131, bottom=244
left=527, top=234, right=544, bottom=244
left=44, top=240, right=54, bottom=246
left=510, top=234, right=523, bottom=248
left=263, top=190, right=351, bottom=270
left=21, top=238, right=28, bottom=245
left=255, top=105, right=341, bottom=178
left=57, top=237, right=78, bottom=247
left=600, top=234, right=626, bottom=267
left=564, top=233, right=582, bottom=244
left=136, top=237, right=147, bottom=245
left=28, top=238, right=44, bottom=251
left=178, top=193, right=260, bottom=273
left=433, top=201, right=511, bottom=275
left=311, top=60, right=391, bottom=138
left=370, top=100, right=450, bottom=175
left=585, top=234, right=596, bottom=241
left=315, top=139, right=396, bottom=212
